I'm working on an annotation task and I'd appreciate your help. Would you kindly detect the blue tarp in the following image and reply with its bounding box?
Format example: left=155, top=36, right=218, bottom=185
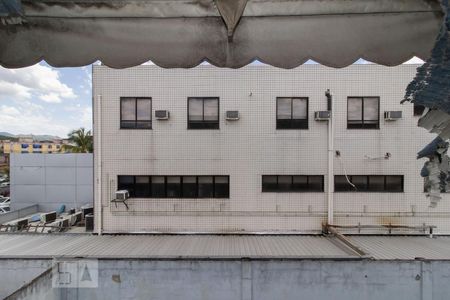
left=0, top=0, right=22, bottom=18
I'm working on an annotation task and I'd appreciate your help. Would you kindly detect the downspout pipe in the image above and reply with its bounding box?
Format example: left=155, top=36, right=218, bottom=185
left=326, top=89, right=334, bottom=225
left=96, top=94, right=102, bottom=235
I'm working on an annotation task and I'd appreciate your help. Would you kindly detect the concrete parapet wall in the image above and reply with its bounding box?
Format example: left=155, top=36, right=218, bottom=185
left=2, top=259, right=450, bottom=300
left=0, top=205, right=38, bottom=224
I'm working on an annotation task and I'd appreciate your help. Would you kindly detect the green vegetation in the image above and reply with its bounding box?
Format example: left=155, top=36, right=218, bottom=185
left=63, top=128, right=93, bottom=153
left=0, top=135, right=18, bottom=141
left=2, top=165, right=9, bottom=181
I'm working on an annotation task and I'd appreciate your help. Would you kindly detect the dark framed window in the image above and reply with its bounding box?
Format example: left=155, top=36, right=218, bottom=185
left=347, top=97, right=379, bottom=129
left=198, top=176, right=214, bottom=198
left=117, top=175, right=229, bottom=198
left=413, top=104, right=425, bottom=116
left=135, top=176, right=150, bottom=197
left=188, top=97, right=219, bottom=129
left=118, top=176, right=136, bottom=197
left=151, top=176, right=166, bottom=198
left=276, top=97, right=308, bottom=129
left=182, top=176, right=197, bottom=198
left=166, top=176, right=181, bottom=198
left=262, top=175, right=324, bottom=192
left=214, top=176, right=230, bottom=198
left=120, top=97, right=152, bottom=129
left=335, top=175, right=403, bottom=192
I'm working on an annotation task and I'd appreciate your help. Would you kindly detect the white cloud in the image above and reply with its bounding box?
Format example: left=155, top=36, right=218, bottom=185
left=39, top=93, right=63, bottom=103
left=81, top=106, right=93, bottom=129
left=64, top=104, right=93, bottom=131
left=0, top=81, right=31, bottom=99
left=81, top=66, right=92, bottom=88
left=0, top=104, right=71, bottom=137
left=403, top=56, right=424, bottom=65
left=0, top=64, right=76, bottom=103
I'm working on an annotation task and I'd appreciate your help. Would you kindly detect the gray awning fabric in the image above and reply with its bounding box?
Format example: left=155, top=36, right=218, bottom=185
left=0, top=0, right=445, bottom=69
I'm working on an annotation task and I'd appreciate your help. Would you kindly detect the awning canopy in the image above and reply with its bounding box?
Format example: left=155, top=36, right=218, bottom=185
left=0, top=0, right=445, bottom=69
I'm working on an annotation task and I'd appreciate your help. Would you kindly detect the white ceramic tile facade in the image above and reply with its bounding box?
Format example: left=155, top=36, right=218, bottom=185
left=93, top=64, right=450, bottom=234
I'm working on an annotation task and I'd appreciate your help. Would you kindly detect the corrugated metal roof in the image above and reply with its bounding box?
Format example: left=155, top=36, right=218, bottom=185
left=1, top=234, right=449, bottom=260
left=349, top=236, right=450, bottom=260
left=0, top=234, right=357, bottom=259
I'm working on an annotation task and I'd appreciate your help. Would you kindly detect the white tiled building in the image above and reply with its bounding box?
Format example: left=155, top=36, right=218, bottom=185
left=93, top=64, right=450, bottom=234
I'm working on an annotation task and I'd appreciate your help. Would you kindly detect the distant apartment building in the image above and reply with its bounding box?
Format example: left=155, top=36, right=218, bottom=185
left=93, top=64, right=450, bottom=234
left=2, top=141, right=64, bottom=154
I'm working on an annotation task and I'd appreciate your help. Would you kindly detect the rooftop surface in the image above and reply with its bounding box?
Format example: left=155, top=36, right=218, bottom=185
left=0, top=234, right=449, bottom=260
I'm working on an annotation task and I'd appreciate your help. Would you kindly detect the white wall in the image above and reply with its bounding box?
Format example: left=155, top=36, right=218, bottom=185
left=10, top=154, right=93, bottom=212
left=93, top=64, right=450, bottom=233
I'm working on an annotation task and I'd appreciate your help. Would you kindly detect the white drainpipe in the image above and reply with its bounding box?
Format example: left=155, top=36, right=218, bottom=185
left=96, top=94, right=102, bottom=235
left=326, top=90, right=334, bottom=225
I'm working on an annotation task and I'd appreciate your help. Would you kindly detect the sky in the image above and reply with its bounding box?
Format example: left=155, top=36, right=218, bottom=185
left=0, top=57, right=424, bottom=138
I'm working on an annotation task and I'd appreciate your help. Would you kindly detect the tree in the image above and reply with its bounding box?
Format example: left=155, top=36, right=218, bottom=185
left=63, top=128, right=93, bottom=153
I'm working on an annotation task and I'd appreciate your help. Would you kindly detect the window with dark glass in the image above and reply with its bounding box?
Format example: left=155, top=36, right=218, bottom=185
left=198, top=176, right=214, bottom=198
left=214, top=176, right=230, bottom=198
left=262, top=175, right=324, bottom=192
left=188, top=97, right=219, bottom=129
left=347, top=97, right=379, bottom=129
left=135, top=176, right=150, bottom=197
left=182, top=176, right=197, bottom=198
left=118, top=176, right=136, bottom=197
left=120, top=97, right=152, bottom=129
left=151, top=176, right=166, bottom=198
left=117, top=175, right=229, bottom=198
left=413, top=103, right=425, bottom=116
left=166, top=176, right=181, bottom=198
left=276, top=97, right=308, bottom=129
left=334, top=175, right=403, bottom=192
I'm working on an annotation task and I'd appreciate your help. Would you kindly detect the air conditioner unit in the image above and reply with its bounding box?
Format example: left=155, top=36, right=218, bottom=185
left=72, top=211, right=83, bottom=224
left=314, top=111, right=331, bottom=121
left=7, top=218, right=29, bottom=231
left=384, top=111, right=402, bottom=121
left=226, top=111, right=240, bottom=120
left=116, top=190, right=130, bottom=201
left=81, top=207, right=94, bottom=219
left=155, top=110, right=169, bottom=120
left=40, top=211, right=57, bottom=223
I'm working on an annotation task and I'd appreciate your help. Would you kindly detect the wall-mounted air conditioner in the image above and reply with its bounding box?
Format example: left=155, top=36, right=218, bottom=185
left=314, top=111, right=331, bottom=121
left=155, top=110, right=169, bottom=120
left=116, top=190, right=130, bottom=201
left=226, top=111, right=239, bottom=120
left=384, top=111, right=402, bottom=121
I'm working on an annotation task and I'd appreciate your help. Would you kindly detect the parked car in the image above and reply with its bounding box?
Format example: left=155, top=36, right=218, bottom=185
left=0, top=206, right=10, bottom=214
left=0, top=182, right=9, bottom=188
